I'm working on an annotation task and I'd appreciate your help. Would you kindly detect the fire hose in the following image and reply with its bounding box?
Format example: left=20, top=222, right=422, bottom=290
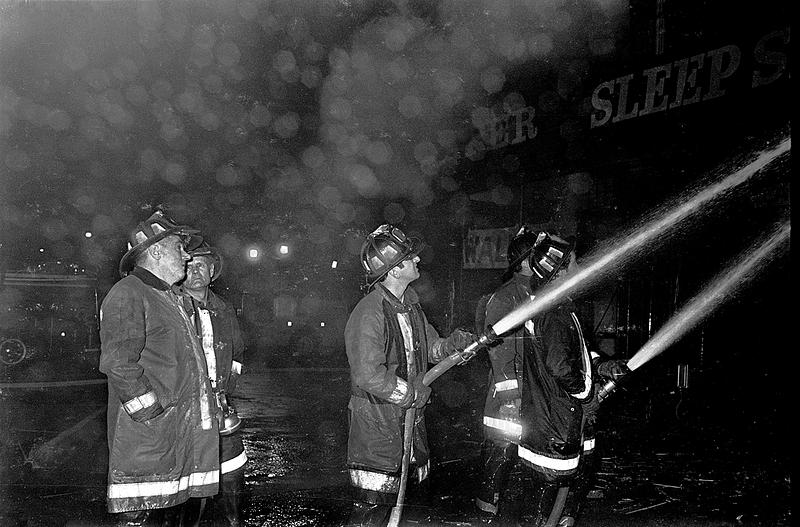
left=387, top=330, right=498, bottom=527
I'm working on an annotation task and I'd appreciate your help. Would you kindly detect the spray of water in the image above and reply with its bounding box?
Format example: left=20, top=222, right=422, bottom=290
left=626, top=220, right=789, bottom=371
left=491, top=135, right=790, bottom=337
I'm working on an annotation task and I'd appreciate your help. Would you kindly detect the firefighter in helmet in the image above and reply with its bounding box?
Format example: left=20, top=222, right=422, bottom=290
left=476, top=228, right=626, bottom=525
left=343, top=224, right=476, bottom=526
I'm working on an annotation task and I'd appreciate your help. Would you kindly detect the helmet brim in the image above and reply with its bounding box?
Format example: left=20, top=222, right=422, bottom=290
left=365, top=239, right=426, bottom=289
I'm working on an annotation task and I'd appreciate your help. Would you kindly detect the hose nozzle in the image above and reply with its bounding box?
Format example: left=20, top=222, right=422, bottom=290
left=597, top=378, right=619, bottom=402
left=457, top=328, right=498, bottom=364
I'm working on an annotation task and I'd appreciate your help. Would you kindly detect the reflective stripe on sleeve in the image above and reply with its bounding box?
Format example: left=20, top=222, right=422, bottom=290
left=349, top=468, right=400, bottom=493
left=232, top=361, right=243, bottom=375
left=108, top=469, right=219, bottom=499
left=517, top=444, right=580, bottom=473
left=583, top=437, right=595, bottom=453
left=221, top=451, right=248, bottom=474
left=483, top=416, right=522, bottom=439
left=494, top=379, right=518, bottom=393
left=387, top=378, right=409, bottom=405
left=122, top=391, right=158, bottom=415
left=416, top=459, right=430, bottom=482
left=590, top=351, right=600, bottom=361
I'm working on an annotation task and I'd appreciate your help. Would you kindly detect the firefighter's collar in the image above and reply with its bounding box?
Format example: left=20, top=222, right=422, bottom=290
left=377, top=283, right=418, bottom=309
left=131, top=266, right=172, bottom=291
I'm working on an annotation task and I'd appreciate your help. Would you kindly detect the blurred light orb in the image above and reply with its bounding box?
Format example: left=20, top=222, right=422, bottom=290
left=273, top=50, right=297, bottom=75
left=279, top=244, right=289, bottom=255
left=480, top=67, right=505, bottom=94
left=413, top=141, right=437, bottom=164
left=301, top=145, right=325, bottom=168
left=273, top=112, right=300, bottom=138
left=363, top=141, right=391, bottom=165
left=347, top=164, right=380, bottom=197
left=398, top=95, right=422, bottom=118
left=327, top=97, right=352, bottom=121
left=216, top=41, right=241, bottom=67
left=385, top=28, right=408, bottom=52
left=84, top=232, right=92, bottom=238
left=300, top=66, right=322, bottom=89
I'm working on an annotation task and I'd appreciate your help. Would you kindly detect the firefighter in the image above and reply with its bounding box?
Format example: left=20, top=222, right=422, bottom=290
left=475, top=229, right=600, bottom=525
left=344, top=224, right=476, bottom=526
left=99, top=209, right=219, bottom=526
left=474, top=228, right=539, bottom=518
left=178, top=242, right=248, bottom=526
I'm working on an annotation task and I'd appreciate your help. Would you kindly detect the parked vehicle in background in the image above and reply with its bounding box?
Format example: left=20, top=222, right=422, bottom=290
left=1, top=262, right=102, bottom=381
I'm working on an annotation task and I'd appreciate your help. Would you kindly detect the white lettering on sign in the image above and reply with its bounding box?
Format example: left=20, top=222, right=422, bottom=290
left=590, top=27, right=789, bottom=128
left=477, top=107, right=538, bottom=150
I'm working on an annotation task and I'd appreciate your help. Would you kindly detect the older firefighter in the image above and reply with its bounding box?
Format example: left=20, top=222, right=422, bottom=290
left=475, top=229, right=596, bottom=525
left=178, top=242, right=248, bottom=527
left=99, top=210, right=220, bottom=526
left=344, top=224, right=476, bottom=526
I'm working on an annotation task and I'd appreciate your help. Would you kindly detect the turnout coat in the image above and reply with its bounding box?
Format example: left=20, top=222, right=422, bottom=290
left=180, top=289, right=247, bottom=475
left=518, top=300, right=593, bottom=483
left=481, top=274, right=530, bottom=444
left=344, top=284, right=450, bottom=501
left=99, top=267, right=220, bottom=513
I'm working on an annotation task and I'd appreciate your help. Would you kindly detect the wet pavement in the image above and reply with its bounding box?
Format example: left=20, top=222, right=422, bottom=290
left=0, top=357, right=791, bottom=526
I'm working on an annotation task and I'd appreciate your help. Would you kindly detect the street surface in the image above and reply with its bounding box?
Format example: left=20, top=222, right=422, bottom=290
left=0, top=359, right=791, bottom=526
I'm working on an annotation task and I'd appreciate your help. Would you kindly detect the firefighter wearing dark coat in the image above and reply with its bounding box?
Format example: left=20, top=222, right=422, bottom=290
left=99, top=210, right=220, bottom=525
left=178, top=242, right=248, bottom=527
left=475, top=229, right=594, bottom=525
left=474, top=231, right=537, bottom=516
left=344, top=224, right=476, bottom=526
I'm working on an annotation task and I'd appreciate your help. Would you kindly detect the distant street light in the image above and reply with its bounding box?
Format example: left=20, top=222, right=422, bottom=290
left=248, top=248, right=259, bottom=259
left=287, top=321, right=293, bottom=327
left=84, top=232, right=92, bottom=238
left=279, top=244, right=289, bottom=255
left=331, top=260, right=338, bottom=269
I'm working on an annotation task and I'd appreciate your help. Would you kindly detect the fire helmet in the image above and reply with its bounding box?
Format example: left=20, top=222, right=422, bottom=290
left=188, top=242, right=223, bottom=282
left=529, top=231, right=573, bottom=285
left=360, top=224, right=425, bottom=289
left=506, top=228, right=539, bottom=274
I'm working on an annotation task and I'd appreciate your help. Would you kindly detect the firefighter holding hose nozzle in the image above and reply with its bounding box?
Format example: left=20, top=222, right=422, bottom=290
left=475, top=228, right=626, bottom=526
left=344, top=224, right=477, bottom=526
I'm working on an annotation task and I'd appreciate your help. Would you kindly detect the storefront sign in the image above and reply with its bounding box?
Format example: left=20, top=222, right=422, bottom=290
left=590, top=27, right=789, bottom=128
left=463, top=228, right=513, bottom=269
left=477, top=106, right=538, bottom=150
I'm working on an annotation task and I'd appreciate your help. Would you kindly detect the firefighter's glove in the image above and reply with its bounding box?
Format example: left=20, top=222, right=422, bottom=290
left=498, top=398, right=521, bottom=422
left=582, top=384, right=602, bottom=426
left=596, top=359, right=630, bottom=381
left=446, top=329, right=478, bottom=354
left=411, top=374, right=432, bottom=409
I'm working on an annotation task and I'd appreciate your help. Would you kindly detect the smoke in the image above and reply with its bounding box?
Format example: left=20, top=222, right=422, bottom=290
left=312, top=0, right=630, bottom=213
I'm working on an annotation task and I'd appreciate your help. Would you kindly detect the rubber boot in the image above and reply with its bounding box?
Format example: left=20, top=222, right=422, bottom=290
left=218, top=468, right=246, bottom=526
left=475, top=440, right=517, bottom=516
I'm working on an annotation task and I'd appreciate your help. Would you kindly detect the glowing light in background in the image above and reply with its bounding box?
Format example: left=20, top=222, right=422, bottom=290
left=84, top=232, right=92, bottom=238
left=330, top=260, right=338, bottom=269
left=287, top=321, right=292, bottom=327
left=279, top=244, right=289, bottom=255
